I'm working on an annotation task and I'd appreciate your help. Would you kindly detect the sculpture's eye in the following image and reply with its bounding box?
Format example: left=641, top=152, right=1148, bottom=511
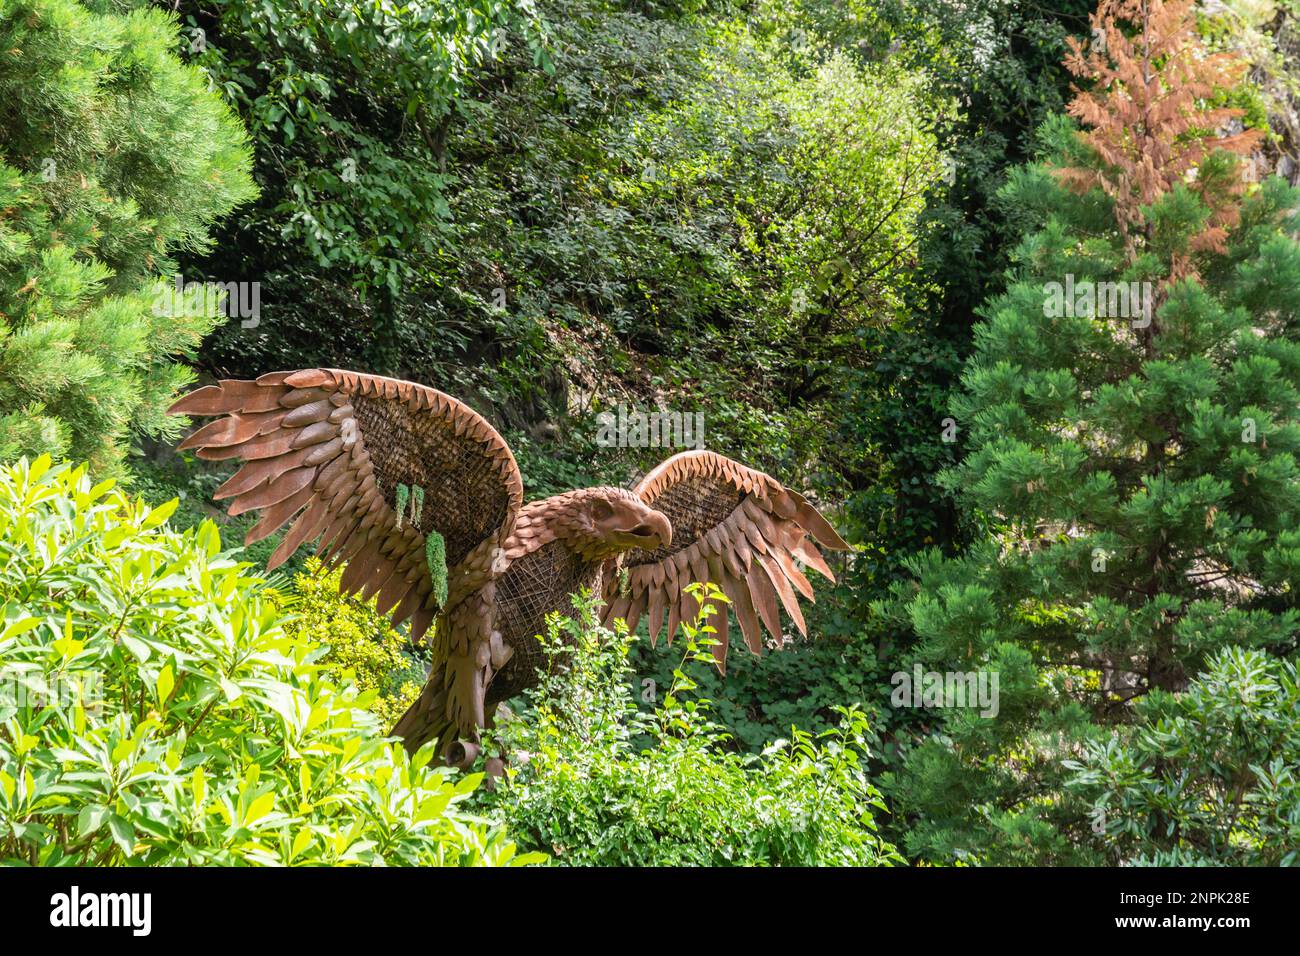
left=591, top=499, right=614, bottom=521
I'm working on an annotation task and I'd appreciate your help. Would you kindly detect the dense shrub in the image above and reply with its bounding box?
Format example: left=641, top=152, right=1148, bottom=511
left=283, top=557, right=424, bottom=729
left=477, top=585, right=901, bottom=866
left=442, top=0, right=948, bottom=459
left=1067, top=647, right=1300, bottom=866
left=0, top=457, right=539, bottom=866
left=177, top=0, right=550, bottom=374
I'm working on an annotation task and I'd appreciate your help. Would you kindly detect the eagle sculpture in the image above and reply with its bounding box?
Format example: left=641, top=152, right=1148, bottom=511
left=169, top=369, right=848, bottom=767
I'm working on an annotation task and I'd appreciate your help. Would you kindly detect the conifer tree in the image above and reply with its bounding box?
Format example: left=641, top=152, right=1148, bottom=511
left=882, top=0, right=1300, bottom=864
left=0, top=0, right=255, bottom=469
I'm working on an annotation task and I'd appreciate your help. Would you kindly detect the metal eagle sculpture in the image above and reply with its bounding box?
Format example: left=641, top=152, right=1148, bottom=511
left=170, top=369, right=848, bottom=767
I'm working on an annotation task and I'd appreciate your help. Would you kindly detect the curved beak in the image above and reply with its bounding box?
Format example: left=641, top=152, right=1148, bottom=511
left=627, top=510, right=672, bottom=551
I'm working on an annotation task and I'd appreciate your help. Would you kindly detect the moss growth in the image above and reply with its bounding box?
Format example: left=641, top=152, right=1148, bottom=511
left=395, top=483, right=410, bottom=528
left=426, top=529, right=448, bottom=608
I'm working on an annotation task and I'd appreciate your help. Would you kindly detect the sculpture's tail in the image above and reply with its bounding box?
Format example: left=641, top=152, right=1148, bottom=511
left=391, top=669, right=480, bottom=767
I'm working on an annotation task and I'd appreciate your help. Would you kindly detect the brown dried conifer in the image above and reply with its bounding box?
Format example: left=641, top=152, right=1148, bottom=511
left=1056, top=0, right=1263, bottom=273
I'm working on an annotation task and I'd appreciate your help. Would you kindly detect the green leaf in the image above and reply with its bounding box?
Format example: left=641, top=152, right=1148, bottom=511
left=120, top=634, right=152, bottom=662
left=219, top=676, right=242, bottom=702
left=142, top=498, right=180, bottom=530
left=191, top=767, right=207, bottom=810
left=107, top=815, right=135, bottom=856
left=290, top=827, right=313, bottom=860
left=246, top=792, right=276, bottom=824
left=78, top=804, right=109, bottom=837
left=156, top=664, right=175, bottom=703
left=1, top=616, right=42, bottom=641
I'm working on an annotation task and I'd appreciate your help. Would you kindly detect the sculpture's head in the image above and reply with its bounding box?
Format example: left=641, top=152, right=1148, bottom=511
left=554, top=487, right=672, bottom=561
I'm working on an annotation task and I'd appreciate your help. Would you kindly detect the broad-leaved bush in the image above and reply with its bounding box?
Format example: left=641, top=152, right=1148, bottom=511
left=0, top=457, right=540, bottom=866
left=478, top=585, right=901, bottom=866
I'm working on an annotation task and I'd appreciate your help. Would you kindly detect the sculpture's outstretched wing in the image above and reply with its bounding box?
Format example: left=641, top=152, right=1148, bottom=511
left=169, top=369, right=523, bottom=642
left=603, top=450, right=848, bottom=671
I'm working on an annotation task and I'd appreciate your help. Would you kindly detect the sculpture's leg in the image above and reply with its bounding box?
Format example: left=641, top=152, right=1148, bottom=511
left=482, top=756, right=507, bottom=790
left=445, top=739, right=481, bottom=768
left=446, top=705, right=507, bottom=773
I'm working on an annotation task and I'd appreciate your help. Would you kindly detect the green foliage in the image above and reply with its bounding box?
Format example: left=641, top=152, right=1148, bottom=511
left=836, top=0, right=1090, bottom=590
left=182, top=0, right=944, bottom=492
left=0, top=0, right=256, bottom=470
left=411, top=485, right=425, bottom=525
left=882, top=40, right=1300, bottom=861
left=0, top=456, right=538, bottom=865
left=478, top=585, right=901, bottom=866
left=124, top=451, right=303, bottom=575
left=1202, top=0, right=1300, bottom=179
left=640, top=2, right=1091, bottom=836
left=281, top=558, right=423, bottom=730
left=629, top=599, right=894, bottom=755
left=178, top=0, right=550, bottom=373
left=1067, top=647, right=1300, bottom=866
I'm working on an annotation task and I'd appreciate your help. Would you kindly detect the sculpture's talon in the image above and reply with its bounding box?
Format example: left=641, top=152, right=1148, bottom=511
left=445, top=739, right=480, bottom=769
